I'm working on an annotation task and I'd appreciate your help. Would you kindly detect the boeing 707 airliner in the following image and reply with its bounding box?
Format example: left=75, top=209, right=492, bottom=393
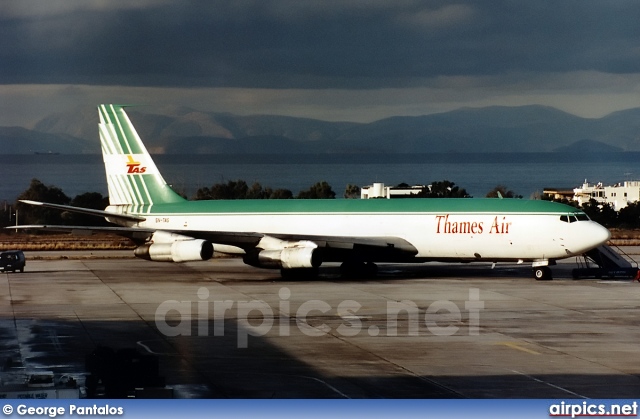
left=18, top=104, right=611, bottom=280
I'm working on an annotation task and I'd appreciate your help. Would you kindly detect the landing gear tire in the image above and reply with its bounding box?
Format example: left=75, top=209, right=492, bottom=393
left=280, top=267, right=318, bottom=280
left=340, top=261, right=378, bottom=278
left=533, top=266, right=552, bottom=281
left=364, top=262, right=378, bottom=277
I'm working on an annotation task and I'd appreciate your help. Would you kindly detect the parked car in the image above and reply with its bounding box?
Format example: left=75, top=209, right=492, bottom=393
left=0, top=250, right=26, bottom=273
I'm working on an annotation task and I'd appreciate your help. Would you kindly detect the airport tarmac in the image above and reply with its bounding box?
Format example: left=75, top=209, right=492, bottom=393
left=2, top=253, right=640, bottom=398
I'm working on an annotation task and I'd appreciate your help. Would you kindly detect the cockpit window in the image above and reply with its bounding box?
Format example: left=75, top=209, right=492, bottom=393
left=560, top=213, right=590, bottom=223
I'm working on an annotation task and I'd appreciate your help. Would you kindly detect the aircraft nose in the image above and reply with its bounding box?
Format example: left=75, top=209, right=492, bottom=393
left=582, top=221, right=611, bottom=251
left=592, top=221, right=611, bottom=245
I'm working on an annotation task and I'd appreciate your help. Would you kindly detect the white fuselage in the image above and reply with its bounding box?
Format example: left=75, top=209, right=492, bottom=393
left=131, top=209, right=610, bottom=262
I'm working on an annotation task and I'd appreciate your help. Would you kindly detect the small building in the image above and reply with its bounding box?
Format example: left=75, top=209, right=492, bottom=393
left=361, top=183, right=425, bottom=199
left=542, top=187, right=575, bottom=201
left=573, top=180, right=640, bottom=211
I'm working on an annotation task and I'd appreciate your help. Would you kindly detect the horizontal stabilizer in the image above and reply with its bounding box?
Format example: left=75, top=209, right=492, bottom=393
left=20, top=200, right=146, bottom=222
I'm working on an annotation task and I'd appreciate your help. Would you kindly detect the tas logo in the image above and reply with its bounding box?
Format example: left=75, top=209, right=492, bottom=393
left=126, top=155, right=147, bottom=174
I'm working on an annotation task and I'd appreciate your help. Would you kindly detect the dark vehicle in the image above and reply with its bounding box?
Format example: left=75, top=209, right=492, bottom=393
left=0, top=250, right=25, bottom=273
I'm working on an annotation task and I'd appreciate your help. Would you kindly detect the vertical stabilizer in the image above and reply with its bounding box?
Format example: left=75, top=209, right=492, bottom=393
left=98, top=104, right=185, bottom=208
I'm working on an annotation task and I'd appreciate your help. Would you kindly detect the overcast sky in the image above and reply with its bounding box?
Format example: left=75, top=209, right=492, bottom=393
left=2, top=0, right=640, bottom=126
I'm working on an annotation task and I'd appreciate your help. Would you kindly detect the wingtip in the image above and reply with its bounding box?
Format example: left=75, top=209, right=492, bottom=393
left=19, top=199, right=43, bottom=206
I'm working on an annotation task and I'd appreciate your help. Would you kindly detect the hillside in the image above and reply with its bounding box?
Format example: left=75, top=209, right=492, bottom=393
left=1, top=104, right=640, bottom=154
left=0, top=126, right=94, bottom=154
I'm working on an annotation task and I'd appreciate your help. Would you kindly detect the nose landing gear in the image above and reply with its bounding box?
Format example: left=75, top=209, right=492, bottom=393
left=533, top=266, right=552, bottom=281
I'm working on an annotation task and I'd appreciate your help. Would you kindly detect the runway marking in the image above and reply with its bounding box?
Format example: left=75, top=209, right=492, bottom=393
left=137, top=341, right=350, bottom=398
left=49, top=330, right=63, bottom=354
left=510, top=369, right=587, bottom=399
left=137, top=340, right=160, bottom=355
left=498, top=341, right=541, bottom=355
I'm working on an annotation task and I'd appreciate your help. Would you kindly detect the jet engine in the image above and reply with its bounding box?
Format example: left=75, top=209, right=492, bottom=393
left=134, top=232, right=214, bottom=262
left=244, top=247, right=322, bottom=269
left=243, top=237, right=322, bottom=269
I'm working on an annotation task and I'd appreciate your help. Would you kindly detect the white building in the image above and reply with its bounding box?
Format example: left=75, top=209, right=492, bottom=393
left=360, top=183, right=425, bottom=199
left=573, top=180, right=640, bottom=211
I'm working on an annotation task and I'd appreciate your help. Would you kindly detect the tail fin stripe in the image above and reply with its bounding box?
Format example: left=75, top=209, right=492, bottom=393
left=110, top=105, right=134, bottom=155
left=131, top=176, right=145, bottom=207
left=131, top=175, right=147, bottom=206
left=113, top=175, right=133, bottom=206
left=99, top=106, right=121, bottom=155
left=118, top=175, right=138, bottom=207
left=106, top=124, right=123, bottom=155
left=124, top=176, right=138, bottom=206
left=99, top=125, right=113, bottom=155
left=98, top=126, right=112, bottom=155
left=137, top=175, right=154, bottom=210
left=106, top=175, right=121, bottom=204
left=100, top=118, right=125, bottom=156
left=102, top=104, right=130, bottom=155
left=119, top=110, right=146, bottom=154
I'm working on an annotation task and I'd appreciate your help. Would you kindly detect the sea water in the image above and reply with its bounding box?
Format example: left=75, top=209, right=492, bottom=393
left=1, top=153, right=639, bottom=202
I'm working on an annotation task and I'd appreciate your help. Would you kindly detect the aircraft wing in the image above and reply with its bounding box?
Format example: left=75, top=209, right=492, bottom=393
left=175, top=229, right=419, bottom=259
left=15, top=199, right=418, bottom=261
left=267, top=233, right=418, bottom=256
left=10, top=224, right=418, bottom=260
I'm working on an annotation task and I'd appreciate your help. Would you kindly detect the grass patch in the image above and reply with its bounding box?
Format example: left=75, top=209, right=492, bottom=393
left=0, top=232, right=135, bottom=251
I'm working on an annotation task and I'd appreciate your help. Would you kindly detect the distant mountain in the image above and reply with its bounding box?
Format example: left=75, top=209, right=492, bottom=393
left=0, top=126, right=94, bottom=154
left=1, top=104, right=639, bottom=154
left=32, top=106, right=99, bottom=142
left=593, top=108, right=640, bottom=151
left=553, top=139, right=624, bottom=153
left=162, top=135, right=323, bottom=154
left=332, top=105, right=593, bottom=153
left=27, top=105, right=359, bottom=154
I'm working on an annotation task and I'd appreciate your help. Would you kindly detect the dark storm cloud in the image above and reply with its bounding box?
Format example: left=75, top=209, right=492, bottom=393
left=2, top=0, right=640, bottom=89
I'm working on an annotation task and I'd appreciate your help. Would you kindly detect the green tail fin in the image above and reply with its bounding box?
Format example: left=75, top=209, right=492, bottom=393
left=98, top=104, right=185, bottom=208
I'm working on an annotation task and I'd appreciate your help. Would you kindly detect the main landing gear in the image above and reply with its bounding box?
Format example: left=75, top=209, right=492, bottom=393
left=280, top=267, right=319, bottom=280
left=340, top=261, right=378, bottom=278
left=533, top=266, right=553, bottom=281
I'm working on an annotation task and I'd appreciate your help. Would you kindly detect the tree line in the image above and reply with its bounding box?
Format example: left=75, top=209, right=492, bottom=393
left=541, top=196, right=640, bottom=229
left=1, top=179, right=110, bottom=228
left=1, top=178, right=341, bottom=227
left=2, top=178, right=638, bottom=229
left=192, top=180, right=336, bottom=200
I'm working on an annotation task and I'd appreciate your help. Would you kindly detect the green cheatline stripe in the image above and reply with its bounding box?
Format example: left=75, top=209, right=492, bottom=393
left=120, top=198, right=584, bottom=215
